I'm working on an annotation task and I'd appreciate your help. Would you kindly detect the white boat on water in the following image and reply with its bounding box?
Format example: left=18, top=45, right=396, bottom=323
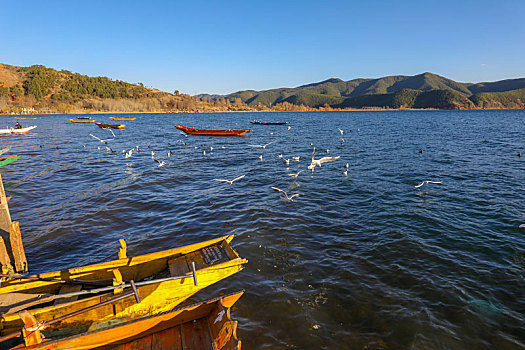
left=0, top=125, right=37, bottom=134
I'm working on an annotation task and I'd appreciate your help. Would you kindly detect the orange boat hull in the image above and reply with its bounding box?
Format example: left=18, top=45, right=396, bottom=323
left=176, top=125, right=250, bottom=136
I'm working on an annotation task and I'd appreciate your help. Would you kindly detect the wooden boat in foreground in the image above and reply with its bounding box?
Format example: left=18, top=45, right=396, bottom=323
left=95, top=122, right=125, bottom=130
left=0, top=235, right=246, bottom=339
left=0, top=126, right=37, bottom=134
left=0, top=156, right=19, bottom=168
left=109, top=117, right=136, bottom=121
left=176, top=125, right=250, bottom=136
left=69, top=119, right=95, bottom=124
left=9, top=290, right=243, bottom=349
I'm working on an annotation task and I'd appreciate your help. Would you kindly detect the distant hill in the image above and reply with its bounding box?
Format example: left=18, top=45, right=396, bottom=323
left=2, top=63, right=524, bottom=114
left=214, top=72, right=525, bottom=109
left=0, top=63, right=249, bottom=114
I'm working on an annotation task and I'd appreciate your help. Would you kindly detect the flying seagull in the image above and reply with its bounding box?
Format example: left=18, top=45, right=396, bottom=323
left=248, top=141, right=276, bottom=149
left=214, top=174, right=246, bottom=185
left=337, top=128, right=344, bottom=135
left=90, top=134, right=113, bottom=143
left=414, top=180, right=443, bottom=188
left=287, top=170, right=304, bottom=179
left=271, top=186, right=304, bottom=202
left=153, top=158, right=167, bottom=167
left=307, top=147, right=340, bottom=171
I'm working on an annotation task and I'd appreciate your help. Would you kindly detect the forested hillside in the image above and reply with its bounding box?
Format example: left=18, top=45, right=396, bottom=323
left=214, top=72, right=525, bottom=110
left=0, top=63, right=258, bottom=114
left=1, top=63, right=524, bottom=114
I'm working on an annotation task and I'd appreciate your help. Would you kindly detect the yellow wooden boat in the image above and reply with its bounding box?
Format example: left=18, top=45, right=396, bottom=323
left=109, top=117, right=136, bottom=121
left=69, top=119, right=95, bottom=123
left=0, top=235, right=246, bottom=339
left=9, top=290, right=243, bottom=349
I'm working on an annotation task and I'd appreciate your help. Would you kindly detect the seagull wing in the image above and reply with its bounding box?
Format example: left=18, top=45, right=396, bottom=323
left=264, top=140, right=276, bottom=148
left=310, top=147, right=316, bottom=163
left=271, top=186, right=287, bottom=195
left=90, top=134, right=103, bottom=142
left=231, top=174, right=246, bottom=183
left=414, top=182, right=425, bottom=188
left=289, top=193, right=304, bottom=199
left=248, top=144, right=262, bottom=148
left=338, top=128, right=344, bottom=135
left=214, top=179, right=230, bottom=182
left=427, top=181, right=443, bottom=184
left=318, top=156, right=340, bottom=164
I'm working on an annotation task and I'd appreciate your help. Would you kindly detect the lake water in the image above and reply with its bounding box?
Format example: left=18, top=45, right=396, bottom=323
left=1, top=110, right=524, bottom=349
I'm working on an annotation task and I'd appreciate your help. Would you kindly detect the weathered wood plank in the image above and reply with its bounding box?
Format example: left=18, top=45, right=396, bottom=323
left=168, top=256, right=190, bottom=277
left=9, top=221, right=27, bottom=273
left=53, top=284, right=82, bottom=305
left=151, top=325, right=183, bottom=350
left=0, top=174, right=12, bottom=232
left=0, top=236, right=11, bottom=269
left=181, top=316, right=212, bottom=349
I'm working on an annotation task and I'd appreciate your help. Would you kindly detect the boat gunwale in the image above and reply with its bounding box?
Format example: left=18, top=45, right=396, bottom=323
left=11, top=290, right=244, bottom=349
left=0, top=234, right=238, bottom=293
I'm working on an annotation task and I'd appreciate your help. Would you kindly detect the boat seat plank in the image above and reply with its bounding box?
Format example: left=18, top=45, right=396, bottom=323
left=181, top=316, right=212, bottom=349
left=0, top=293, right=53, bottom=314
left=151, top=325, right=183, bottom=349
left=168, top=256, right=191, bottom=277
left=53, top=284, right=82, bottom=305
left=108, top=334, right=153, bottom=350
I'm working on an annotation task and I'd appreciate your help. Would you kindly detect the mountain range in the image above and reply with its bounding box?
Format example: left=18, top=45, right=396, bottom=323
left=203, top=72, right=525, bottom=109
left=2, top=62, right=525, bottom=113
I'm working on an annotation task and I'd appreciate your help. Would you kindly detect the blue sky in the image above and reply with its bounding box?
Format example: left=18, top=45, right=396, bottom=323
left=1, top=0, right=524, bottom=95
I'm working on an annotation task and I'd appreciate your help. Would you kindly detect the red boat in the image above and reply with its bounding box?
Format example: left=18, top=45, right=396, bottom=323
left=176, top=125, right=250, bottom=136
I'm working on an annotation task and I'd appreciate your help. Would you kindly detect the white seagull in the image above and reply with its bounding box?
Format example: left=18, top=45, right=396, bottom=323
left=307, top=148, right=340, bottom=171
left=287, top=170, right=304, bottom=179
left=90, top=134, right=113, bottom=143
left=271, top=187, right=304, bottom=202
left=214, top=174, right=246, bottom=185
left=414, top=180, right=443, bottom=188
left=519, top=224, right=525, bottom=229
left=153, top=158, right=167, bottom=167
left=248, top=141, right=276, bottom=149
left=125, top=148, right=134, bottom=158
left=337, top=128, right=344, bottom=135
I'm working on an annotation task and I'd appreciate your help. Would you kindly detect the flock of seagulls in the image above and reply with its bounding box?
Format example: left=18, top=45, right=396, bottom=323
left=87, top=123, right=449, bottom=204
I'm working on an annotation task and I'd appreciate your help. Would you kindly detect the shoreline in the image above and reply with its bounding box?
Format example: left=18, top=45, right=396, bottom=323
left=1, top=107, right=524, bottom=116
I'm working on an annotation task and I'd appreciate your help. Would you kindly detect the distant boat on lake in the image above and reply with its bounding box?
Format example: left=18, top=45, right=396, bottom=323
left=96, top=122, right=125, bottom=130
left=250, top=120, right=288, bottom=125
left=176, top=125, right=250, bottom=136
